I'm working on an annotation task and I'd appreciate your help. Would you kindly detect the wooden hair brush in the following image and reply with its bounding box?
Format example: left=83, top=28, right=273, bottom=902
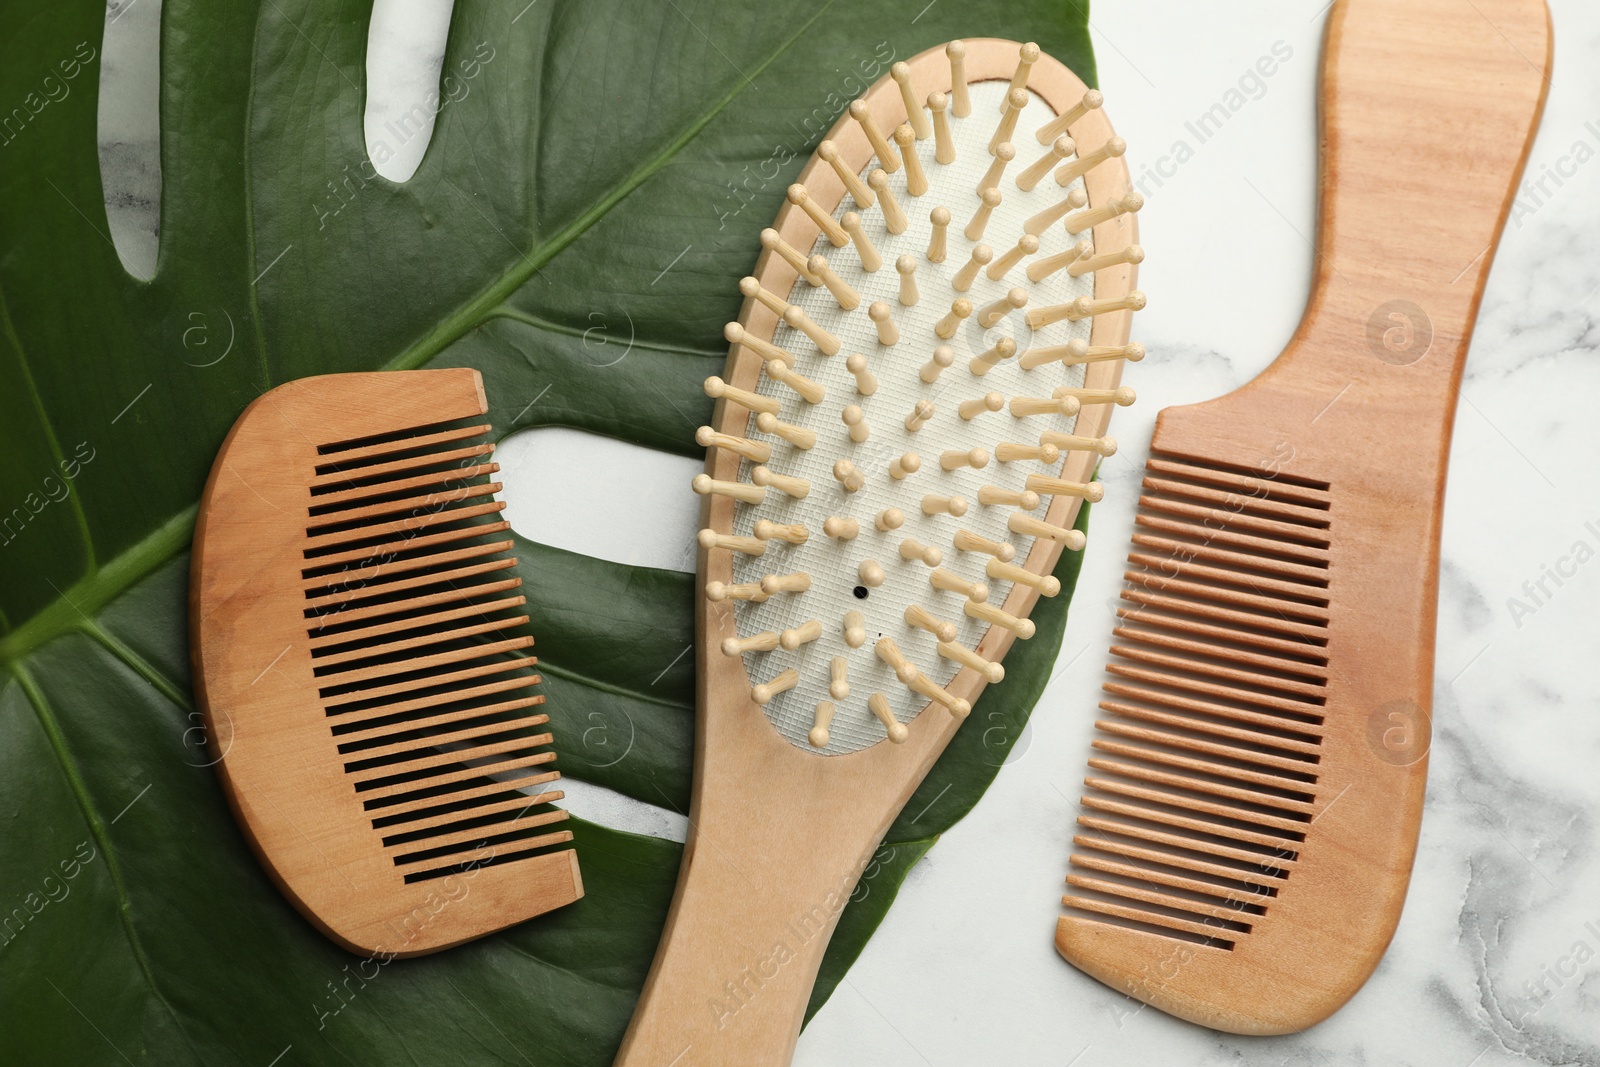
left=616, top=39, right=1143, bottom=1065
left=190, top=368, right=582, bottom=957
left=1055, top=0, right=1550, bottom=1035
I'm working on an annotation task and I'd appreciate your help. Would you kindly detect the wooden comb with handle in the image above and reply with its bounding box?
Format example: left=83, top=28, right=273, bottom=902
left=191, top=369, right=581, bottom=957
left=1056, top=0, right=1550, bottom=1034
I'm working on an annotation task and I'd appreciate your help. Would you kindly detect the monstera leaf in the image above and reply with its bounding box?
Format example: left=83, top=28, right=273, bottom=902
left=0, top=1, right=1094, bottom=1062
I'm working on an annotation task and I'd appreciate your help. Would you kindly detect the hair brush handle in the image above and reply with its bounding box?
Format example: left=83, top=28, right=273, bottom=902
left=1240, top=0, right=1550, bottom=410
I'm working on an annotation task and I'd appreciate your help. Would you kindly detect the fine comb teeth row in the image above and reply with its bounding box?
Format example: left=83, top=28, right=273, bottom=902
left=695, top=39, right=1145, bottom=756
left=192, top=369, right=581, bottom=957
left=1066, top=454, right=1334, bottom=951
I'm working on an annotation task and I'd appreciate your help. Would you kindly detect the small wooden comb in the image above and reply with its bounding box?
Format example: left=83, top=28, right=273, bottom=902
left=190, top=369, right=581, bottom=957
left=617, top=39, right=1142, bottom=1066
left=1055, top=0, right=1550, bottom=1034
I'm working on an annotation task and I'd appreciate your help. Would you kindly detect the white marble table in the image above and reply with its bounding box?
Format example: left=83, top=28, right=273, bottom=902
left=98, top=2, right=1600, bottom=1062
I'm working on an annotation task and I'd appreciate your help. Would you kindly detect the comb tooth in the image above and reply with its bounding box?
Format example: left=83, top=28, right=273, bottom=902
left=752, top=668, right=800, bottom=705
left=1084, top=776, right=1310, bottom=838
left=1070, top=243, right=1146, bottom=278
left=1036, top=88, right=1103, bottom=144
left=787, top=184, right=848, bottom=246
left=936, top=640, right=1005, bottom=684
left=695, top=426, right=772, bottom=464
left=1025, top=239, right=1092, bottom=284
left=928, top=92, right=955, bottom=164
left=1111, top=655, right=1331, bottom=709
left=382, top=795, right=568, bottom=845
left=391, top=825, right=573, bottom=867
left=1079, top=792, right=1308, bottom=850
left=1086, top=758, right=1319, bottom=819
left=723, top=630, right=782, bottom=656
left=1016, top=135, right=1075, bottom=192
left=1125, top=555, right=1329, bottom=612
left=994, top=442, right=1060, bottom=464
left=957, top=392, right=1005, bottom=421
left=858, top=560, right=887, bottom=587
left=951, top=246, right=992, bottom=291
left=1093, top=719, right=1320, bottom=778
left=305, top=557, right=517, bottom=611
left=301, top=519, right=511, bottom=571
left=755, top=413, right=818, bottom=450
left=849, top=100, right=901, bottom=173
left=930, top=568, right=988, bottom=602
left=1064, top=192, right=1145, bottom=236
left=898, top=538, right=943, bottom=567
left=1079, top=823, right=1299, bottom=882
left=1068, top=851, right=1277, bottom=910
left=765, top=362, right=825, bottom=406
left=903, top=400, right=936, bottom=433
left=309, top=593, right=526, bottom=648
left=358, top=751, right=558, bottom=803
left=1140, top=476, right=1329, bottom=529
left=1008, top=513, right=1088, bottom=550
left=348, top=719, right=550, bottom=768
left=824, top=516, right=860, bottom=541
left=970, top=337, right=1017, bottom=375
left=921, top=494, right=968, bottom=518
left=1021, top=186, right=1087, bottom=236
left=1065, top=874, right=1256, bottom=931
left=1112, top=624, right=1326, bottom=684
left=986, top=559, right=1061, bottom=596
left=1103, top=680, right=1324, bottom=739
left=758, top=572, right=811, bottom=596
left=353, top=733, right=551, bottom=787
left=1022, top=340, right=1144, bottom=370
left=1059, top=386, right=1138, bottom=407
left=753, top=520, right=809, bottom=545
left=940, top=448, right=990, bottom=472
left=925, top=206, right=951, bottom=261
left=843, top=611, right=868, bottom=648
left=319, top=636, right=533, bottom=688
left=692, top=474, right=766, bottom=506
left=1132, top=514, right=1327, bottom=571
left=704, top=375, right=781, bottom=415
left=698, top=530, right=767, bottom=556
left=314, top=616, right=532, bottom=669
left=782, top=306, right=842, bottom=356
left=809, top=701, right=836, bottom=748
left=1074, top=835, right=1285, bottom=896
left=780, top=620, right=823, bottom=651
left=1008, top=395, right=1073, bottom=419
left=986, top=235, right=1039, bottom=281
left=946, top=41, right=971, bottom=117
left=1040, top=431, right=1117, bottom=455
left=896, top=255, right=920, bottom=306
left=1055, top=136, right=1128, bottom=185
left=366, top=769, right=561, bottom=819
left=1004, top=42, right=1039, bottom=103
left=808, top=255, right=861, bottom=310
left=840, top=212, right=882, bottom=272
left=321, top=654, right=533, bottom=711
left=739, top=276, right=790, bottom=317
left=894, top=124, right=929, bottom=195
left=920, top=345, right=955, bottom=383
left=1092, top=738, right=1315, bottom=796
left=760, top=228, right=822, bottom=285
left=307, top=501, right=506, bottom=549
left=338, top=693, right=545, bottom=743
left=904, top=668, right=971, bottom=717
left=829, top=657, right=850, bottom=700
left=311, top=461, right=498, bottom=510
left=875, top=508, right=905, bottom=532
left=977, top=287, right=1027, bottom=328
left=935, top=298, right=973, bottom=337
left=868, top=301, right=900, bottom=346
left=977, top=145, right=1015, bottom=198
left=303, top=538, right=512, bottom=592
left=818, top=141, right=876, bottom=208
left=989, top=88, right=1027, bottom=154
left=964, top=599, right=1036, bottom=638
left=304, top=575, right=518, bottom=633
left=1027, top=475, right=1105, bottom=502
left=870, top=170, right=909, bottom=233
left=868, top=693, right=910, bottom=743
left=890, top=63, right=931, bottom=139
left=1127, top=533, right=1325, bottom=587
left=314, top=424, right=492, bottom=471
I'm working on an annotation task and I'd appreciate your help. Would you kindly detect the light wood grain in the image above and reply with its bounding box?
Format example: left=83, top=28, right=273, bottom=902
left=615, top=39, right=1138, bottom=1067
left=190, top=369, right=581, bottom=957
left=1055, top=0, right=1551, bottom=1035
